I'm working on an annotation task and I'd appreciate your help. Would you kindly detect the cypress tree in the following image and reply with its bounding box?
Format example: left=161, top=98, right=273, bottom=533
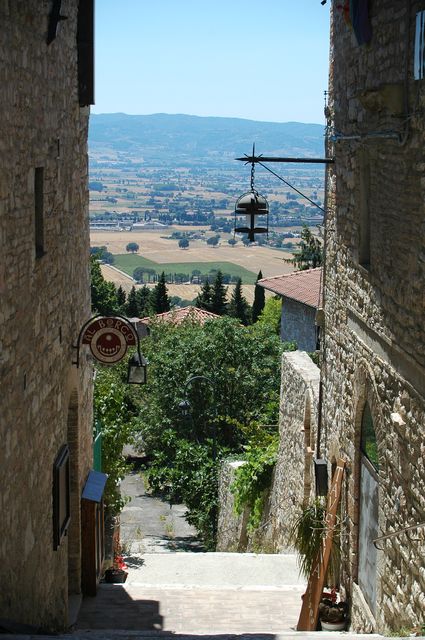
left=125, top=286, right=139, bottom=317
left=195, top=278, right=213, bottom=311
left=211, top=270, right=227, bottom=315
left=136, top=285, right=151, bottom=316
left=228, top=278, right=250, bottom=325
left=116, top=285, right=127, bottom=310
left=252, top=270, right=265, bottom=323
left=151, top=271, right=171, bottom=313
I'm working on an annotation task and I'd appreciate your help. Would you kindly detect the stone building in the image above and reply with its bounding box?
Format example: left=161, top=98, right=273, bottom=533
left=321, top=0, right=425, bottom=632
left=219, top=1, right=425, bottom=633
left=0, top=2, right=94, bottom=631
left=258, top=268, right=322, bottom=350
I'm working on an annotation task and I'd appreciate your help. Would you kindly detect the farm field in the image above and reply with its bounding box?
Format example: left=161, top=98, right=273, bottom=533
left=90, top=229, right=296, bottom=280
left=112, top=254, right=257, bottom=284
left=100, top=264, right=267, bottom=305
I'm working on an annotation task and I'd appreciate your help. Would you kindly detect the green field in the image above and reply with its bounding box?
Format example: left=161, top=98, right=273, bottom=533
left=113, top=254, right=257, bottom=284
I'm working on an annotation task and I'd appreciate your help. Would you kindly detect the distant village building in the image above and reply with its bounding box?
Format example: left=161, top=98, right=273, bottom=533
left=258, top=268, right=322, bottom=350
left=1, top=3, right=94, bottom=630
left=132, top=220, right=169, bottom=230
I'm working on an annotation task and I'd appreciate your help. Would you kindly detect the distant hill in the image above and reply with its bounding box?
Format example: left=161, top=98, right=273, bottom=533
left=89, top=113, right=325, bottom=164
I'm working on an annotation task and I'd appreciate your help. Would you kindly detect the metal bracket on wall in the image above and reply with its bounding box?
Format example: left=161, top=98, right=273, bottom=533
left=373, top=521, right=425, bottom=550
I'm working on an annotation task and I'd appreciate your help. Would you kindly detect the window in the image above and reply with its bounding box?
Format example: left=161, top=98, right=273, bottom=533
left=52, top=444, right=71, bottom=550
left=360, top=402, right=378, bottom=469
left=34, top=167, right=45, bottom=258
left=77, top=0, right=95, bottom=106
left=414, top=11, right=425, bottom=80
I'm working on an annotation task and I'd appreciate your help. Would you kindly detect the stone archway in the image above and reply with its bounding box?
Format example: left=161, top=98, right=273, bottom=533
left=353, top=362, right=383, bottom=618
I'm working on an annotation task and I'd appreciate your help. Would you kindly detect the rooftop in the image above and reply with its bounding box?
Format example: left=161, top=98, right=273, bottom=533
left=139, top=305, right=221, bottom=326
left=258, top=267, right=323, bottom=308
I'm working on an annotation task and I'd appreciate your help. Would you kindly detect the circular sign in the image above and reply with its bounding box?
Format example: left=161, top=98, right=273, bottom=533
left=81, top=317, right=137, bottom=365
left=90, top=327, right=127, bottom=364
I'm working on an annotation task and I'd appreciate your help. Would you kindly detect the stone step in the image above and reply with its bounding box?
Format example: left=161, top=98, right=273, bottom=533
left=0, top=633, right=389, bottom=640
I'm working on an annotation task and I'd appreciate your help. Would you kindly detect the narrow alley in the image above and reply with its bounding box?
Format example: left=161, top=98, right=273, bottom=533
left=75, top=466, right=306, bottom=634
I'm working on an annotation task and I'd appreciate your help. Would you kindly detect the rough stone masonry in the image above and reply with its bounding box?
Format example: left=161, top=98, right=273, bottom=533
left=0, top=2, right=93, bottom=630
left=323, top=0, right=425, bottom=632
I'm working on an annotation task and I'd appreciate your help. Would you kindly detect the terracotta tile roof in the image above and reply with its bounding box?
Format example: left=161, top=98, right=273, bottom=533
left=258, top=267, right=323, bottom=308
left=139, top=305, right=221, bottom=326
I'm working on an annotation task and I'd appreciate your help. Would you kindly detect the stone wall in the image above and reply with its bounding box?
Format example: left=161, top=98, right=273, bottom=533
left=323, top=0, right=425, bottom=632
left=0, top=2, right=93, bottom=630
left=217, top=351, right=320, bottom=554
left=263, top=351, right=320, bottom=550
left=281, top=299, right=318, bottom=352
left=216, top=461, right=249, bottom=552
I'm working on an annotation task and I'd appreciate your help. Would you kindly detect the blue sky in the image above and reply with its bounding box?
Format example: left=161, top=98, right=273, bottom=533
left=93, top=1, right=331, bottom=124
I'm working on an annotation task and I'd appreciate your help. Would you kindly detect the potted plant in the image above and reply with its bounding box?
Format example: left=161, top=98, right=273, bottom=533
left=289, top=499, right=340, bottom=583
left=104, top=553, right=128, bottom=583
left=319, top=590, right=348, bottom=631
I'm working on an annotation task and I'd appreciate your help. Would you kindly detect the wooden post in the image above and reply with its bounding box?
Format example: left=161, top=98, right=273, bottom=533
left=297, top=458, right=346, bottom=631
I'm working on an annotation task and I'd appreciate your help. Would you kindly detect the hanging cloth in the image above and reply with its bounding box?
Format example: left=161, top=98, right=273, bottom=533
left=350, top=0, right=372, bottom=45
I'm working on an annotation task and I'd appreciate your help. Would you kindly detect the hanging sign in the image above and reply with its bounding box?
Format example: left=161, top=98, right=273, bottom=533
left=297, top=457, right=346, bottom=631
left=81, top=316, right=137, bottom=365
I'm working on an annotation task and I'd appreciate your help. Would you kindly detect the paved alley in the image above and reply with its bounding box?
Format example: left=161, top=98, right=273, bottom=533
left=76, top=467, right=306, bottom=634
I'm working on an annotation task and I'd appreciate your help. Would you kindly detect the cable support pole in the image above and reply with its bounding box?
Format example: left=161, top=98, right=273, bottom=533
left=235, top=156, right=334, bottom=164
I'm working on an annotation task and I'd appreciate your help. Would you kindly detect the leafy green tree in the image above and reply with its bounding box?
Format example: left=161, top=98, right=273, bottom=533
left=133, top=266, right=145, bottom=283
left=93, top=364, right=139, bottom=514
left=136, top=285, right=152, bottom=316
left=89, top=181, right=105, bottom=192
left=151, top=272, right=171, bottom=314
left=286, top=224, right=323, bottom=270
left=211, top=270, right=227, bottom=315
left=228, top=278, right=250, bottom=325
left=90, top=255, right=118, bottom=315
left=138, top=317, right=284, bottom=547
left=178, top=238, right=189, bottom=249
left=125, top=286, right=139, bottom=317
left=195, top=278, right=213, bottom=311
left=126, top=242, right=139, bottom=253
left=90, top=245, right=114, bottom=264
left=252, top=270, right=265, bottom=323
left=257, top=297, right=282, bottom=335
left=207, top=235, right=220, bottom=246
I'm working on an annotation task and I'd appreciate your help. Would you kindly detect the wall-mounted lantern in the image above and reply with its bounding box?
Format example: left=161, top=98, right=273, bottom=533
left=127, top=352, right=147, bottom=385
left=73, top=315, right=147, bottom=385
left=234, top=145, right=269, bottom=243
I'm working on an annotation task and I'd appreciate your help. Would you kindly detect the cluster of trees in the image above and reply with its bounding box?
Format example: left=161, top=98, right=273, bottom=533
left=91, top=245, right=114, bottom=264
left=91, top=256, right=171, bottom=317
left=195, top=269, right=272, bottom=329
left=93, top=314, right=295, bottom=546
left=133, top=317, right=294, bottom=547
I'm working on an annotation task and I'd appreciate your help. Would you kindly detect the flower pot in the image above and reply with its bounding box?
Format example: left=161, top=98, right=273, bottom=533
left=320, top=620, right=346, bottom=631
left=104, top=568, right=128, bottom=584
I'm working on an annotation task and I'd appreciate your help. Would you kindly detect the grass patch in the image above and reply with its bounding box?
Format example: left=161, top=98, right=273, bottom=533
left=113, top=254, right=257, bottom=284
